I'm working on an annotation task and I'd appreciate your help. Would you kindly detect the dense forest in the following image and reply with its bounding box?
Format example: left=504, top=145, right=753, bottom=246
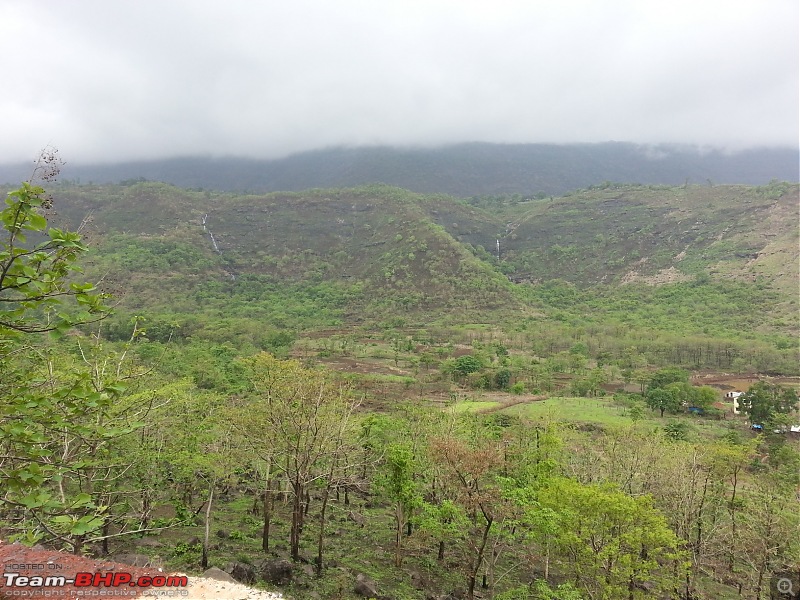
left=1, top=160, right=798, bottom=600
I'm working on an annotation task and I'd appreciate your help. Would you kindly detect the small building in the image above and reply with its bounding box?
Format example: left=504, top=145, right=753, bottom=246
left=725, top=391, right=744, bottom=414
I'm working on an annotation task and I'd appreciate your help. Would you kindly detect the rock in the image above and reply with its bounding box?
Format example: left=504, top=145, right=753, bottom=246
left=259, top=558, right=293, bottom=586
left=134, top=538, right=163, bottom=548
left=300, top=563, right=316, bottom=578
left=228, top=561, right=257, bottom=584
left=347, top=511, right=365, bottom=527
left=410, top=570, right=426, bottom=590
left=202, top=567, right=237, bottom=583
left=186, top=536, right=201, bottom=546
left=354, top=573, right=380, bottom=598
left=113, top=554, right=153, bottom=568
left=216, top=529, right=229, bottom=539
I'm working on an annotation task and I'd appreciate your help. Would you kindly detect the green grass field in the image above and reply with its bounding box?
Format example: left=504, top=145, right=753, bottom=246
left=451, top=395, right=735, bottom=439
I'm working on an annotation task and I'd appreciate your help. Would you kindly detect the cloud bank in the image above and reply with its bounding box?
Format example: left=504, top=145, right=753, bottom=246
left=0, top=0, right=797, bottom=163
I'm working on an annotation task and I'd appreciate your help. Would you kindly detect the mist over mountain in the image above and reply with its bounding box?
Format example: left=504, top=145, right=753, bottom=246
left=1, top=143, right=797, bottom=197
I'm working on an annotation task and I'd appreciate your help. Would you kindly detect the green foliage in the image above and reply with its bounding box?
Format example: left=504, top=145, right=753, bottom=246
left=0, top=182, right=109, bottom=337
left=510, top=381, right=525, bottom=395
left=375, top=444, right=423, bottom=566
left=451, top=354, right=483, bottom=377
left=646, top=388, right=680, bottom=417
left=649, top=367, right=690, bottom=390
left=663, top=420, right=691, bottom=441
left=738, top=381, right=799, bottom=426
left=494, top=367, right=512, bottom=390
left=0, top=181, right=139, bottom=551
left=538, top=477, right=687, bottom=599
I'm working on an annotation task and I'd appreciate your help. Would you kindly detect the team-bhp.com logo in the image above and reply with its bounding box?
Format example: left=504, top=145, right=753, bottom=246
left=2, top=569, right=188, bottom=596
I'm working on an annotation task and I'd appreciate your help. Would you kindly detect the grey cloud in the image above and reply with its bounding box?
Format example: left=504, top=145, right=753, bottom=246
left=0, top=0, right=796, bottom=163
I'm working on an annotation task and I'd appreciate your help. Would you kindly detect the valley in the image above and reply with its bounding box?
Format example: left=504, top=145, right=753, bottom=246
left=1, top=177, right=798, bottom=600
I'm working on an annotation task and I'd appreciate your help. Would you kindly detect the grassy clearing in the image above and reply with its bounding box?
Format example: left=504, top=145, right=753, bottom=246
left=447, top=400, right=502, bottom=413
left=450, top=395, right=736, bottom=440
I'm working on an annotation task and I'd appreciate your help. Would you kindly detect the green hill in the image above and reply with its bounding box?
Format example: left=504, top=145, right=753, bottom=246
left=10, top=179, right=795, bottom=363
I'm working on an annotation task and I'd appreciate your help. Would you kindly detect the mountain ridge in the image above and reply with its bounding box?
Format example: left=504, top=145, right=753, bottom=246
left=1, top=142, right=797, bottom=197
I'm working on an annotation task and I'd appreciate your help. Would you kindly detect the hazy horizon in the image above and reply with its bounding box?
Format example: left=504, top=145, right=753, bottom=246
left=1, top=1, right=797, bottom=164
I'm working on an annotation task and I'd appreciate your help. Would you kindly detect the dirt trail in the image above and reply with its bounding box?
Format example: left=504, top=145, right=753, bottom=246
left=476, top=394, right=547, bottom=414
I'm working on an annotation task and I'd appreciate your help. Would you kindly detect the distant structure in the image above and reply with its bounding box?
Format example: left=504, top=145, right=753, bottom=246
left=725, top=391, right=744, bottom=414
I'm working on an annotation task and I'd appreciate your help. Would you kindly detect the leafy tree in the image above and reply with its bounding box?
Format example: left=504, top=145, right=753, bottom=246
left=646, top=387, right=680, bottom=417
left=231, top=353, right=358, bottom=562
left=738, top=381, right=798, bottom=426
left=452, top=354, right=483, bottom=377
left=493, top=367, right=512, bottom=389
left=429, top=434, right=505, bottom=600
left=415, top=498, right=469, bottom=561
left=689, top=385, right=718, bottom=411
left=663, top=420, right=690, bottom=441
left=648, top=367, right=689, bottom=390
left=0, top=172, right=143, bottom=552
left=0, top=179, right=108, bottom=338
left=538, top=477, right=686, bottom=599
left=375, top=444, right=423, bottom=567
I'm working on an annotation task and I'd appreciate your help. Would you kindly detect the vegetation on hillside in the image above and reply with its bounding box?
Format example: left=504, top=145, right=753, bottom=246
left=1, top=175, right=799, bottom=600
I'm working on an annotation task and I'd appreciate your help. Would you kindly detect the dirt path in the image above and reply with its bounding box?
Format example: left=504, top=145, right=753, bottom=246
left=476, top=394, right=547, bottom=414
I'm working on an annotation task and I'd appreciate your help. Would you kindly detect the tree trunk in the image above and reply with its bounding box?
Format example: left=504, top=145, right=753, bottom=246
left=316, top=482, right=332, bottom=577
left=202, top=484, right=214, bottom=570
left=290, top=480, right=303, bottom=561
left=728, top=468, right=739, bottom=573
left=395, top=505, right=404, bottom=567
left=468, top=516, right=493, bottom=600
left=544, top=538, right=550, bottom=580
left=438, top=540, right=445, bottom=561
left=262, top=476, right=273, bottom=552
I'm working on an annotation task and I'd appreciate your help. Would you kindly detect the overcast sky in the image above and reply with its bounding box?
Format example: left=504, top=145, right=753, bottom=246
left=0, top=0, right=797, bottom=163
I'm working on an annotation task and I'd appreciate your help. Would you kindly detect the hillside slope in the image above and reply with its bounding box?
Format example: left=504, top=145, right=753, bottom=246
left=499, top=181, right=799, bottom=295
left=7, top=180, right=794, bottom=344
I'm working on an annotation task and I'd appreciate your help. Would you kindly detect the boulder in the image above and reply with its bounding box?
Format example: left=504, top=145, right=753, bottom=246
left=201, top=567, right=236, bottom=583
left=228, top=561, right=257, bottom=584
left=347, top=511, right=366, bottom=527
left=354, top=573, right=379, bottom=598
left=259, top=558, right=293, bottom=586
left=113, top=554, right=153, bottom=568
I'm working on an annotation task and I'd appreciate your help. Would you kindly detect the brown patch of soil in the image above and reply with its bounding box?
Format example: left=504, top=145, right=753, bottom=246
left=0, top=541, right=285, bottom=599
left=0, top=540, right=168, bottom=598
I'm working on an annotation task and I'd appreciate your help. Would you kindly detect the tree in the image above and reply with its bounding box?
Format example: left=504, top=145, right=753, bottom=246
left=738, top=382, right=798, bottom=426
left=451, top=354, right=483, bottom=379
left=230, top=353, right=358, bottom=562
left=646, top=387, right=680, bottom=417
left=415, top=499, right=469, bottom=561
left=0, top=169, right=108, bottom=338
left=429, top=434, right=505, bottom=600
left=648, top=367, right=689, bottom=391
left=538, top=477, right=686, bottom=599
left=375, top=444, right=422, bottom=567
left=689, top=385, right=718, bottom=412
left=0, top=169, right=143, bottom=552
